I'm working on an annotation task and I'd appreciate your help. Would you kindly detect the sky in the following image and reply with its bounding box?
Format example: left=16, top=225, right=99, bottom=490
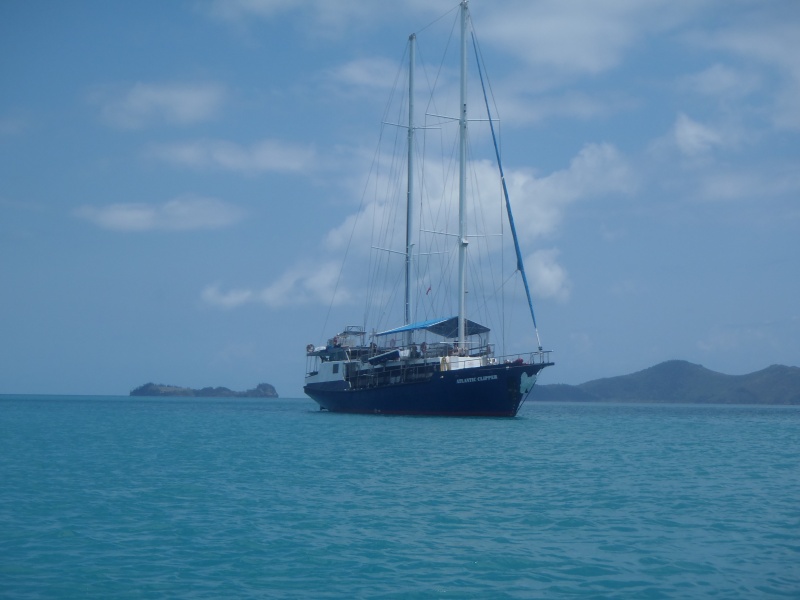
left=1, top=0, right=798, bottom=397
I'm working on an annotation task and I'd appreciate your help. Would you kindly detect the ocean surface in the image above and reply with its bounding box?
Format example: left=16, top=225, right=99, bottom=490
left=1, top=396, right=798, bottom=599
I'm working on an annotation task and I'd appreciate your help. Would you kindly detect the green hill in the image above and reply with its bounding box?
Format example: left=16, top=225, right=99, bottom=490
left=533, top=360, right=800, bottom=404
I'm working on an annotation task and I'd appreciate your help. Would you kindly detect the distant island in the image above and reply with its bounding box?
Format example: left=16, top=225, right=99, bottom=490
left=130, top=382, right=278, bottom=398
left=533, top=360, right=800, bottom=405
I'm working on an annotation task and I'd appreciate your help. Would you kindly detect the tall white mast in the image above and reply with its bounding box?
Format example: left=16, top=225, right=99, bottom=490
left=404, top=33, right=416, bottom=346
left=457, top=0, right=469, bottom=348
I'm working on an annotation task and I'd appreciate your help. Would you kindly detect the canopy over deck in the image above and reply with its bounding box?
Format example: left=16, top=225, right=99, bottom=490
left=376, top=316, right=490, bottom=339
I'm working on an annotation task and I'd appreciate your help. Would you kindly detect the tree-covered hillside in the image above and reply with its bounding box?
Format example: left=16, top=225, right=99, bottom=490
left=533, top=361, right=800, bottom=404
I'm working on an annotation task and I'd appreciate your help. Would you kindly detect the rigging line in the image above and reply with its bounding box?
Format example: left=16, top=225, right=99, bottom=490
left=471, top=30, right=543, bottom=350
left=465, top=131, right=504, bottom=332
left=500, top=158, right=506, bottom=354
left=467, top=23, right=511, bottom=352
left=467, top=12, right=502, bottom=127
left=471, top=269, right=520, bottom=321
left=323, top=41, right=410, bottom=339
left=366, top=66, right=407, bottom=327
left=419, top=8, right=457, bottom=292
left=415, top=21, right=444, bottom=239
left=410, top=7, right=462, bottom=326
left=418, top=112, right=459, bottom=321
left=462, top=102, right=505, bottom=338
left=421, top=6, right=459, bottom=130
left=371, top=98, right=419, bottom=328
left=414, top=44, right=452, bottom=325
left=415, top=3, right=460, bottom=36
left=418, top=9, right=460, bottom=264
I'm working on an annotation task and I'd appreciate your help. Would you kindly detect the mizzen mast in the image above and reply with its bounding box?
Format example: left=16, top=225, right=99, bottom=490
left=457, top=0, right=469, bottom=349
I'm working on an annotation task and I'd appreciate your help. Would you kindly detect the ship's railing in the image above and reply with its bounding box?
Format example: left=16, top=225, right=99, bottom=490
left=306, top=336, right=551, bottom=367
left=532, top=349, right=553, bottom=364
left=493, top=349, right=553, bottom=366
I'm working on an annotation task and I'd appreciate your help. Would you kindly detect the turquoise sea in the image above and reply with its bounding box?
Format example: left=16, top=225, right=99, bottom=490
left=1, top=396, right=798, bottom=599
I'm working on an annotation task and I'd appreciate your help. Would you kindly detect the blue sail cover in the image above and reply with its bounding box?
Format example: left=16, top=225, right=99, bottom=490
left=376, top=316, right=490, bottom=339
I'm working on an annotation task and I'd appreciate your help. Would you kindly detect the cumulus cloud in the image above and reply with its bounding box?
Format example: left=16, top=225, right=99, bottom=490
left=680, top=63, right=760, bottom=98
left=202, top=260, right=348, bottom=309
left=207, top=0, right=299, bottom=20
left=201, top=285, right=255, bottom=309
left=148, top=138, right=315, bottom=173
left=695, top=19, right=800, bottom=130
left=325, top=143, right=634, bottom=261
left=327, top=58, right=403, bottom=93
left=526, top=248, right=571, bottom=301
left=508, top=143, right=636, bottom=240
left=502, top=90, right=631, bottom=125
left=75, top=195, right=243, bottom=231
left=204, top=0, right=708, bottom=76
left=673, top=113, right=724, bottom=156
left=479, top=0, right=705, bottom=75
left=646, top=112, right=800, bottom=204
left=302, top=145, right=631, bottom=312
left=648, top=113, right=738, bottom=168
left=482, top=7, right=631, bottom=75
left=697, top=164, right=800, bottom=203
left=92, top=82, right=226, bottom=129
left=204, top=0, right=392, bottom=36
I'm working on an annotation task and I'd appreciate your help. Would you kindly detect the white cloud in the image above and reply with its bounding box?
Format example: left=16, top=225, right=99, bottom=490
left=526, top=248, right=570, bottom=301
left=148, top=138, right=315, bottom=173
left=647, top=113, right=800, bottom=205
left=508, top=143, right=636, bottom=240
left=479, top=0, right=707, bottom=76
left=696, top=19, right=800, bottom=130
left=482, top=5, right=632, bottom=75
left=205, top=0, right=709, bottom=75
left=673, top=113, right=723, bottom=157
left=325, top=145, right=631, bottom=310
left=648, top=113, right=741, bottom=168
left=202, top=260, right=348, bottom=309
left=203, top=0, right=385, bottom=37
left=327, top=58, right=403, bottom=93
left=204, top=0, right=452, bottom=32
left=697, top=164, right=800, bottom=203
left=233, top=144, right=631, bottom=313
left=75, top=195, right=243, bottom=231
left=207, top=0, right=299, bottom=20
left=201, top=285, right=255, bottom=309
left=325, top=143, right=634, bottom=261
left=680, top=63, right=760, bottom=99
left=93, top=82, right=226, bottom=129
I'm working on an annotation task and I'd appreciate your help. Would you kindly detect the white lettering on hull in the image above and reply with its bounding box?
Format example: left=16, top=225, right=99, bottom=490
left=456, top=375, right=498, bottom=384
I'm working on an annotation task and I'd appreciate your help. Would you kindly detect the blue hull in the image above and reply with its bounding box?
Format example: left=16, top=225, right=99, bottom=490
left=304, top=362, right=550, bottom=417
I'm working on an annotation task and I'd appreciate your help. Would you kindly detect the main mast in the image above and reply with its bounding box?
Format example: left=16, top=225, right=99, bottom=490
left=404, top=33, right=416, bottom=346
left=457, top=0, right=469, bottom=348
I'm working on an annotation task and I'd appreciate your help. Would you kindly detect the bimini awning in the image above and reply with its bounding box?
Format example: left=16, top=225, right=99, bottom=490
left=375, top=316, right=490, bottom=339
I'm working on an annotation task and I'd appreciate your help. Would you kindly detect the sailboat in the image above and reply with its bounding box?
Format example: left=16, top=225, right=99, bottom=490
left=303, top=1, right=553, bottom=416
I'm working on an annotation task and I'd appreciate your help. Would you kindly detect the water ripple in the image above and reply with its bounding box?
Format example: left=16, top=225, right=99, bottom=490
left=1, top=397, right=798, bottom=598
